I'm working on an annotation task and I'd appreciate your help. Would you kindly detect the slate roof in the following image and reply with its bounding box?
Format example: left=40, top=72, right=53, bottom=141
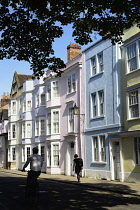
left=17, top=74, right=34, bottom=88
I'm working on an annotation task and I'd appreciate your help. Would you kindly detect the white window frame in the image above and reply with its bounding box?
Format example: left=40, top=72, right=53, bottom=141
left=8, top=124, right=11, bottom=140
left=35, top=120, right=39, bottom=136
left=98, top=52, right=103, bottom=72
left=126, top=40, right=140, bottom=73
left=41, top=94, right=45, bottom=106
left=12, top=101, right=16, bottom=115
left=22, top=147, right=25, bottom=162
left=47, top=144, right=51, bottom=167
left=23, top=100, right=26, bottom=112
left=99, top=90, right=104, bottom=116
left=22, top=122, right=25, bottom=138
left=91, top=92, right=97, bottom=117
left=36, top=94, right=39, bottom=107
left=12, top=123, right=16, bottom=139
left=91, top=90, right=104, bottom=118
left=41, top=145, right=45, bottom=161
left=12, top=147, right=16, bottom=161
left=47, top=83, right=51, bottom=101
left=27, top=122, right=31, bottom=138
left=52, top=110, right=60, bottom=134
left=92, top=136, right=99, bottom=161
left=100, top=135, right=106, bottom=162
left=27, top=100, right=32, bottom=111
left=91, top=56, right=96, bottom=76
left=68, top=107, right=74, bottom=132
left=52, top=81, right=59, bottom=98
left=67, top=73, right=76, bottom=94
left=127, top=88, right=140, bottom=120
left=92, top=135, right=106, bottom=163
left=40, top=118, right=45, bottom=136
left=47, top=112, right=51, bottom=135
left=52, top=143, right=60, bottom=167
left=91, top=51, right=104, bottom=77
left=26, top=146, right=31, bottom=160
left=19, top=97, right=22, bottom=111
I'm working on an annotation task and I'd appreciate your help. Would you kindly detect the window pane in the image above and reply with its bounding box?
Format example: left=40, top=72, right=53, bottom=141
left=53, top=81, right=59, bottom=97
left=129, top=90, right=139, bottom=118
left=41, top=146, right=45, bottom=161
left=93, top=137, right=99, bottom=161
left=53, top=112, right=59, bottom=133
left=53, top=144, right=59, bottom=166
left=41, top=94, right=45, bottom=105
left=40, top=119, right=45, bottom=135
left=27, top=147, right=30, bottom=158
left=98, top=52, right=103, bottom=72
left=47, top=84, right=51, bottom=100
left=127, top=43, right=137, bottom=71
left=72, top=74, right=76, bottom=92
left=100, top=136, right=106, bottom=162
left=47, top=113, right=51, bottom=134
left=91, top=56, right=96, bottom=75
left=92, top=93, right=96, bottom=117
left=69, top=108, right=74, bottom=132
left=68, top=76, right=71, bottom=93
left=27, top=123, right=31, bottom=137
left=27, top=100, right=31, bottom=111
left=99, top=90, right=104, bottom=115
left=12, top=147, right=16, bottom=161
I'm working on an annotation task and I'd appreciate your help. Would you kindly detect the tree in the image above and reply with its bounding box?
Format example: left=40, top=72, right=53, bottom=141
left=0, top=0, right=140, bottom=77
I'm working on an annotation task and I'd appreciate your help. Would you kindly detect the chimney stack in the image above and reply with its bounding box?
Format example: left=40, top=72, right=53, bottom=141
left=67, top=43, right=81, bottom=62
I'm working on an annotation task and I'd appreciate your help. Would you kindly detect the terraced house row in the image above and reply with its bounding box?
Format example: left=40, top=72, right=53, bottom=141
left=0, top=25, right=140, bottom=182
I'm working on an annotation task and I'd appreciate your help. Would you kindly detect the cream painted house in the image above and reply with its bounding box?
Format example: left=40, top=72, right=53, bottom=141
left=120, top=26, right=140, bottom=182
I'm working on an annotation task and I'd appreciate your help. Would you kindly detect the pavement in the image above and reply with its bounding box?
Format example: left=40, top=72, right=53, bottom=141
left=0, top=168, right=140, bottom=197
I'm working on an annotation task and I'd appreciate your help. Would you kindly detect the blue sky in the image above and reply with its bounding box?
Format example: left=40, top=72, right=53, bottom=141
left=0, top=24, right=100, bottom=98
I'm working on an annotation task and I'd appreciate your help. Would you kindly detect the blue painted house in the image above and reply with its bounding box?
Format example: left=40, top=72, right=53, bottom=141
left=84, top=39, right=123, bottom=181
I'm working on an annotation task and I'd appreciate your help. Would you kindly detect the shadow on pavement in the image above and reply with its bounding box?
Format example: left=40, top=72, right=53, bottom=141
left=0, top=173, right=140, bottom=210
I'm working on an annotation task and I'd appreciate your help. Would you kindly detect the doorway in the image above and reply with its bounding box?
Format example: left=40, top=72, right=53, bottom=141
left=70, top=142, right=74, bottom=175
left=112, top=141, right=121, bottom=180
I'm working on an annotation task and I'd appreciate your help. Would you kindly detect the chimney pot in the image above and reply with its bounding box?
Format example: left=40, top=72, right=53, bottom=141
left=67, top=43, right=81, bottom=62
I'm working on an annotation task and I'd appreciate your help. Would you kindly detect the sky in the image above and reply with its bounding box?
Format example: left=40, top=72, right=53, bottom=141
left=0, top=24, right=100, bottom=98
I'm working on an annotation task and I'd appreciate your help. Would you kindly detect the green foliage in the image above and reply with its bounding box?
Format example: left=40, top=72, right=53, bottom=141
left=0, top=0, right=140, bottom=77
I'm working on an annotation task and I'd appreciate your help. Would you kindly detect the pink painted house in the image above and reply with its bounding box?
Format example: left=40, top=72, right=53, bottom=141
left=44, top=43, right=85, bottom=175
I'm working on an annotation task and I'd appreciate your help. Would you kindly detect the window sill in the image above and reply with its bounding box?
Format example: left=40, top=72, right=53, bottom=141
left=90, top=71, right=104, bottom=79
left=127, top=117, right=140, bottom=121
left=91, top=161, right=107, bottom=165
left=66, top=91, right=76, bottom=96
left=126, top=68, right=140, bottom=75
left=90, top=115, right=105, bottom=121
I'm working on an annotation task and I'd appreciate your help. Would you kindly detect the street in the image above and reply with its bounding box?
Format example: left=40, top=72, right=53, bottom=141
left=0, top=171, right=140, bottom=210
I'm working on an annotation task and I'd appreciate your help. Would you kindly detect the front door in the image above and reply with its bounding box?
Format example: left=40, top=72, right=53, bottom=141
left=113, top=142, right=120, bottom=180
left=70, top=142, right=74, bottom=175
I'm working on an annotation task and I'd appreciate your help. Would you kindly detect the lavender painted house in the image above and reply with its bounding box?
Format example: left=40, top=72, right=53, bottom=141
left=44, top=43, right=85, bottom=175
left=84, top=39, right=123, bottom=180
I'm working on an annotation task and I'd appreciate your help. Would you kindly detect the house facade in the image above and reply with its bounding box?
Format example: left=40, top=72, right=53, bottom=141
left=0, top=93, right=10, bottom=168
left=120, top=26, right=140, bottom=182
left=7, top=43, right=85, bottom=176
left=8, top=72, right=33, bottom=169
left=44, top=43, right=85, bottom=175
left=0, top=107, right=8, bottom=168
left=84, top=39, right=123, bottom=180
left=21, top=77, right=46, bottom=172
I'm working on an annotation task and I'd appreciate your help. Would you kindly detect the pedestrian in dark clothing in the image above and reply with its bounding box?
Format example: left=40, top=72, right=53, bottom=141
left=73, top=154, right=83, bottom=182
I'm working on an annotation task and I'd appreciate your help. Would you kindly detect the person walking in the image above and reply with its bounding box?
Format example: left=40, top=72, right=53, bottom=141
left=73, top=154, right=83, bottom=182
